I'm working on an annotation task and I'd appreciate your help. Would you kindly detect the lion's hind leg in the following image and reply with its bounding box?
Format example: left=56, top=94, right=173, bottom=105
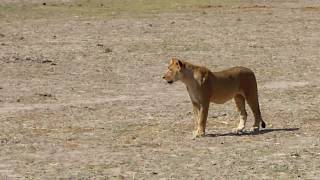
left=245, top=90, right=266, bottom=133
left=233, top=94, right=247, bottom=134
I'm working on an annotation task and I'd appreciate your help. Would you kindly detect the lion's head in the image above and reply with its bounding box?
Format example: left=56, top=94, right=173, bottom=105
left=162, top=58, right=185, bottom=84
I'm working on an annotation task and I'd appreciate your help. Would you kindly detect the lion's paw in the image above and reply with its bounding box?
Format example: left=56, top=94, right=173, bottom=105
left=232, top=127, right=244, bottom=134
left=192, top=131, right=205, bottom=139
left=249, top=127, right=260, bottom=134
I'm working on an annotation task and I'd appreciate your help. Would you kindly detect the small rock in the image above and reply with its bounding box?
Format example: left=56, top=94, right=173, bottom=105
left=211, top=112, right=227, bottom=118
left=290, top=152, right=300, bottom=158
left=1, top=43, right=5, bottom=46
left=0, top=33, right=5, bottom=37
left=100, top=3, right=104, bottom=7
left=151, top=172, right=158, bottom=175
left=199, top=5, right=222, bottom=9
left=25, top=57, right=32, bottom=61
left=84, top=106, right=95, bottom=111
left=0, top=138, right=8, bottom=145
left=42, top=2, right=46, bottom=6
left=97, top=43, right=104, bottom=47
left=53, top=35, right=57, bottom=39
left=104, top=48, right=112, bottom=53
left=14, top=56, right=20, bottom=61
left=41, top=60, right=53, bottom=64
left=170, top=21, right=175, bottom=24
left=19, top=37, right=25, bottom=40
left=36, top=93, right=53, bottom=98
left=148, top=24, right=153, bottom=27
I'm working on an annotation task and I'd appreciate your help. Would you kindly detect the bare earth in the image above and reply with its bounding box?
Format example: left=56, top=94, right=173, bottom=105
left=0, top=0, right=320, bottom=179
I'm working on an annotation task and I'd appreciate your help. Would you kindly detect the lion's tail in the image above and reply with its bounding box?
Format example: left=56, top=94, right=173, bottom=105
left=261, top=120, right=266, bottom=128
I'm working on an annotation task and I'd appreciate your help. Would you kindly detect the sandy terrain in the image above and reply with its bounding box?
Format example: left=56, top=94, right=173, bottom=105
left=0, top=0, right=320, bottom=179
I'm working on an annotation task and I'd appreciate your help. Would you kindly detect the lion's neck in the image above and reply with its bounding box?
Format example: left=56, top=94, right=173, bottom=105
left=180, top=67, right=198, bottom=87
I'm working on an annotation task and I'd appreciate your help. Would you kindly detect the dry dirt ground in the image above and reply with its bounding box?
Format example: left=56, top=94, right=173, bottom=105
left=0, top=0, right=320, bottom=179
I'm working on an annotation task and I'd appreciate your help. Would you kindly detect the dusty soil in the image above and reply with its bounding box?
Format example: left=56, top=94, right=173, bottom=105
left=0, top=0, right=320, bottom=179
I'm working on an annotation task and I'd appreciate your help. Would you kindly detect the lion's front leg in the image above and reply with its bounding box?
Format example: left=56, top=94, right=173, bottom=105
left=192, top=102, right=200, bottom=131
left=193, top=102, right=209, bottom=138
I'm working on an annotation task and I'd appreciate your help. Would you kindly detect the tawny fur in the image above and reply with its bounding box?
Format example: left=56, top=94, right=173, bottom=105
left=163, top=58, right=266, bottom=138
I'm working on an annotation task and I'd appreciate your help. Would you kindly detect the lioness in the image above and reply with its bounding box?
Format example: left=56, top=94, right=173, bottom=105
left=162, top=58, right=266, bottom=138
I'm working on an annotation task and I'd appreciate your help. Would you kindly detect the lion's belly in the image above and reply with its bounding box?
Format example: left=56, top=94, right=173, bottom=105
left=210, top=92, right=236, bottom=104
left=210, top=81, right=240, bottom=104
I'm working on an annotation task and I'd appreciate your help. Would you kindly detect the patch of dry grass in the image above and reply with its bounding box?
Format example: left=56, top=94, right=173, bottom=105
left=0, top=0, right=241, bottom=19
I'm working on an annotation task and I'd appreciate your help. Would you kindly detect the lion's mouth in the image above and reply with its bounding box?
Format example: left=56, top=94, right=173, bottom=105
left=167, top=81, right=173, bottom=84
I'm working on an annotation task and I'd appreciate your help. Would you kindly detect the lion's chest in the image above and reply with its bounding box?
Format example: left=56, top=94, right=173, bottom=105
left=186, top=86, right=202, bottom=104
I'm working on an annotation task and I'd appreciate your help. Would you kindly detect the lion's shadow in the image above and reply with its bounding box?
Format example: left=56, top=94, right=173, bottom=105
left=205, top=128, right=300, bottom=137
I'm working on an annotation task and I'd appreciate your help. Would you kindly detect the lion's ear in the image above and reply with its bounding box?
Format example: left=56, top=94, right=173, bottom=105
left=171, top=57, right=178, bottom=65
left=178, top=60, right=184, bottom=68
